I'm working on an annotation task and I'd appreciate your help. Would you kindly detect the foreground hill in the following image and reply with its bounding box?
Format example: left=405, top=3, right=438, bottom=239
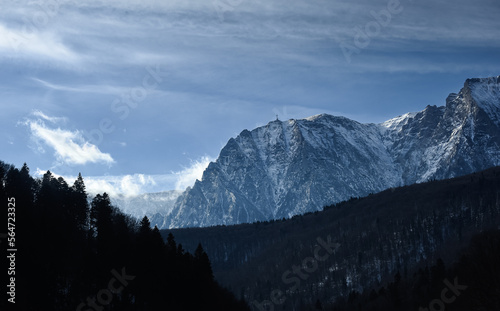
left=164, top=166, right=500, bottom=310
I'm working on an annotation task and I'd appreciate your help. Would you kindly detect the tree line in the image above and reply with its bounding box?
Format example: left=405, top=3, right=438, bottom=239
left=0, top=161, right=249, bottom=311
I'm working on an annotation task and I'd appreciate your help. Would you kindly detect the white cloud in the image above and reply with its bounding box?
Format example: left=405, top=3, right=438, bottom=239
left=33, top=170, right=164, bottom=197
left=32, top=110, right=68, bottom=124
left=0, top=23, right=79, bottom=64
left=33, top=155, right=214, bottom=197
left=26, top=115, right=114, bottom=166
left=173, top=156, right=213, bottom=191
left=85, top=174, right=159, bottom=197
left=31, top=77, right=132, bottom=95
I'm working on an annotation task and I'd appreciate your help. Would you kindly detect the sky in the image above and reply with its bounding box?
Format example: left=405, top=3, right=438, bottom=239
left=1, top=0, right=499, bottom=196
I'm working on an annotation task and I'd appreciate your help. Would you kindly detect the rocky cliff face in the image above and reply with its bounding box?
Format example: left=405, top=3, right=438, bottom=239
left=161, top=76, right=500, bottom=228
left=381, top=76, right=500, bottom=184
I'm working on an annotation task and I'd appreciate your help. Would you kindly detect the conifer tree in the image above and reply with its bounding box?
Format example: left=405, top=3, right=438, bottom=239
left=139, top=215, right=152, bottom=234
left=194, top=243, right=215, bottom=285
left=90, top=193, right=114, bottom=255
left=72, top=173, right=89, bottom=232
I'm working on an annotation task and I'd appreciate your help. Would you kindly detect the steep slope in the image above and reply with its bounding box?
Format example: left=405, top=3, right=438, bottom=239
left=168, top=115, right=401, bottom=228
left=163, top=76, right=500, bottom=228
left=164, top=167, right=500, bottom=310
left=381, top=76, right=500, bottom=184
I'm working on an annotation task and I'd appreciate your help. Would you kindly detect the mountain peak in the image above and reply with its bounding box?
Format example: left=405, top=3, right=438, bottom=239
left=465, top=75, right=500, bottom=86
left=465, top=75, right=500, bottom=125
left=304, top=113, right=352, bottom=123
left=380, top=112, right=417, bottom=132
left=305, top=113, right=331, bottom=121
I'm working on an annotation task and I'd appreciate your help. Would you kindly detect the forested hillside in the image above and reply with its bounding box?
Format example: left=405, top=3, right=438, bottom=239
left=165, top=166, right=500, bottom=310
left=0, top=161, right=249, bottom=311
left=325, top=229, right=500, bottom=311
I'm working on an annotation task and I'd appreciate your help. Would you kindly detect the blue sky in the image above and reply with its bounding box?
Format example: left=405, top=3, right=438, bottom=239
left=1, top=0, right=499, bottom=196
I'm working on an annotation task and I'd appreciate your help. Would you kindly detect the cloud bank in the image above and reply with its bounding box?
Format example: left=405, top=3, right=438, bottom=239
left=35, top=155, right=213, bottom=197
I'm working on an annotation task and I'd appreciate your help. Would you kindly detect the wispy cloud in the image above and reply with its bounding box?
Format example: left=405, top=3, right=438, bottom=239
left=173, top=156, right=213, bottom=191
left=32, top=110, right=68, bottom=124
left=3, top=0, right=498, bottom=79
left=24, top=112, right=114, bottom=166
left=31, top=77, right=131, bottom=95
left=0, top=23, right=80, bottom=64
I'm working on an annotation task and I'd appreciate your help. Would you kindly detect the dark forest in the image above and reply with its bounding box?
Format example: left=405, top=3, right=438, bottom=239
left=0, top=161, right=249, bottom=311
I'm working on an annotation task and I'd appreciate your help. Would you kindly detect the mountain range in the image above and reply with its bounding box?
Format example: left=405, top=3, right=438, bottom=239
left=126, top=76, right=500, bottom=229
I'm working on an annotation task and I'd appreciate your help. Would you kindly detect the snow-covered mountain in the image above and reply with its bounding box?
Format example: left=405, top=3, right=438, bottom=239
left=110, top=190, right=181, bottom=227
left=153, top=76, right=500, bottom=228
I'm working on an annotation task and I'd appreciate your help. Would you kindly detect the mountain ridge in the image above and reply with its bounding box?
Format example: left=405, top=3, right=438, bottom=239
left=153, top=76, right=500, bottom=229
